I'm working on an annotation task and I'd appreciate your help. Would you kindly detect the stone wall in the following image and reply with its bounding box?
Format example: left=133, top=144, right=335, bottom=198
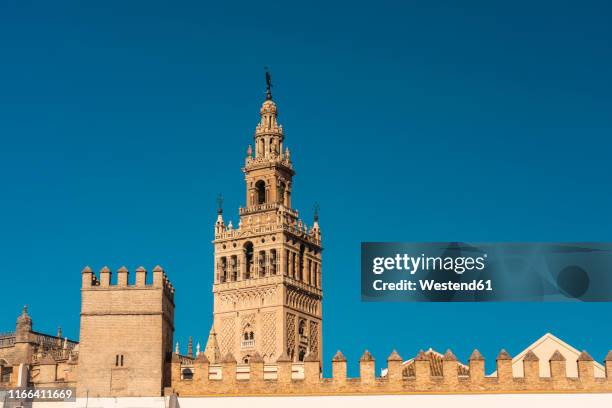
left=169, top=349, right=612, bottom=396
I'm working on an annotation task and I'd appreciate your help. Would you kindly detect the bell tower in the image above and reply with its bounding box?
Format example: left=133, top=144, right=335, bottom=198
left=209, top=74, right=323, bottom=364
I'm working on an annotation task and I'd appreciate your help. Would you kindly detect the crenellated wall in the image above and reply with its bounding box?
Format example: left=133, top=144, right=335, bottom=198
left=168, top=349, right=612, bottom=396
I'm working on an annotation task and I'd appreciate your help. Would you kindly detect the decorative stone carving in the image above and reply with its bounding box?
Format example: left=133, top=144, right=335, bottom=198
left=309, top=321, right=319, bottom=355
left=262, top=311, right=276, bottom=360
left=219, top=317, right=235, bottom=357
left=286, top=313, right=296, bottom=359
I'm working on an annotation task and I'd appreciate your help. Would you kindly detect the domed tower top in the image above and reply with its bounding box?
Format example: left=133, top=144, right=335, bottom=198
left=255, top=98, right=282, bottom=138
left=260, top=99, right=277, bottom=115
left=256, top=70, right=282, bottom=140
left=250, top=69, right=287, bottom=162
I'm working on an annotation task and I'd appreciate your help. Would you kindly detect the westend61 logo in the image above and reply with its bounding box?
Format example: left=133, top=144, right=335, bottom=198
left=361, top=242, right=612, bottom=302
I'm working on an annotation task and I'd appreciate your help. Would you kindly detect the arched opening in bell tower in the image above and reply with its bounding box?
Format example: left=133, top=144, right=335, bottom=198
left=278, top=182, right=286, bottom=205
left=255, top=180, right=266, bottom=204
left=219, top=257, right=228, bottom=283
left=298, top=244, right=305, bottom=281
left=258, top=250, right=266, bottom=277
left=270, top=249, right=277, bottom=275
left=244, top=241, right=254, bottom=279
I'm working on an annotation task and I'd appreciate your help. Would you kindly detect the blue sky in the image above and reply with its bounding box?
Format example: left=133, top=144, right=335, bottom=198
left=1, top=1, right=611, bottom=375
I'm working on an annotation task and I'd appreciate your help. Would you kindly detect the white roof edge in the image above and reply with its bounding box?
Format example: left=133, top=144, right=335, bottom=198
left=513, top=333, right=604, bottom=369
left=490, top=332, right=605, bottom=376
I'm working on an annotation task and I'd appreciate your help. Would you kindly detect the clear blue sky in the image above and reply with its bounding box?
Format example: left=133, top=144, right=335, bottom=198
left=1, top=1, right=611, bottom=375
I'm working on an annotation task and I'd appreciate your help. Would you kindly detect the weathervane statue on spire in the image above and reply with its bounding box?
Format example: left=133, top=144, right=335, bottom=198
left=216, top=193, right=223, bottom=215
left=264, top=67, right=273, bottom=100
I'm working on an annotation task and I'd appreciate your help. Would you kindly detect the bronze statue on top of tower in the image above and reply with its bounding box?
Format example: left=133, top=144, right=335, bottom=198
left=265, top=67, right=273, bottom=100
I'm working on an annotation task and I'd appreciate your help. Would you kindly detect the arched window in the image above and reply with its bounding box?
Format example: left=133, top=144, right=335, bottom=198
left=270, top=249, right=277, bottom=275
left=278, top=182, right=286, bottom=205
left=0, top=364, right=12, bottom=383
left=231, top=255, right=238, bottom=281
left=244, top=242, right=254, bottom=279
left=298, top=320, right=306, bottom=336
left=219, top=257, right=228, bottom=283
left=258, top=250, right=266, bottom=277
left=307, top=260, right=312, bottom=285
left=242, top=323, right=255, bottom=350
left=182, top=368, right=193, bottom=380
left=255, top=180, right=266, bottom=204
left=298, top=244, right=305, bottom=281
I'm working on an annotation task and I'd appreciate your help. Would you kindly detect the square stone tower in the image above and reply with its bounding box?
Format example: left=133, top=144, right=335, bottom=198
left=77, top=265, right=174, bottom=397
left=209, top=79, right=323, bottom=364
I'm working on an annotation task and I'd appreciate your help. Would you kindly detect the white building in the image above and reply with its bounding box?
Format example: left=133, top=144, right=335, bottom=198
left=492, top=332, right=605, bottom=378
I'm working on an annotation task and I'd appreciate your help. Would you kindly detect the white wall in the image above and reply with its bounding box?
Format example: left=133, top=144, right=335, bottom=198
left=9, top=394, right=612, bottom=408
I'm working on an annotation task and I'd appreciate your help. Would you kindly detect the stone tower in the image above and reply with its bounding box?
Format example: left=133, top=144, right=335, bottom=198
left=77, top=266, right=175, bottom=397
left=13, top=306, right=35, bottom=366
left=210, top=81, right=323, bottom=364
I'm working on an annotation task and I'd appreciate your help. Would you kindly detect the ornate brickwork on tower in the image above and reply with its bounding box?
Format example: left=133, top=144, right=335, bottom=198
left=209, top=81, right=323, bottom=364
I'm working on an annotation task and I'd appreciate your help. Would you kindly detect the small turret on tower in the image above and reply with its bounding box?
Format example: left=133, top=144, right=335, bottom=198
left=16, top=305, right=32, bottom=341
left=187, top=336, right=193, bottom=358
left=215, top=194, right=226, bottom=235
left=311, top=203, right=322, bottom=241
left=13, top=306, right=36, bottom=366
left=56, top=326, right=62, bottom=346
left=204, top=325, right=221, bottom=364
left=246, top=145, right=253, bottom=159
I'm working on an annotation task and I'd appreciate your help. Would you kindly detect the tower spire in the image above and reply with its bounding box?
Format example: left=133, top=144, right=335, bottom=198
left=215, top=194, right=226, bottom=235
left=204, top=325, right=221, bottom=363
left=252, top=73, right=285, bottom=163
